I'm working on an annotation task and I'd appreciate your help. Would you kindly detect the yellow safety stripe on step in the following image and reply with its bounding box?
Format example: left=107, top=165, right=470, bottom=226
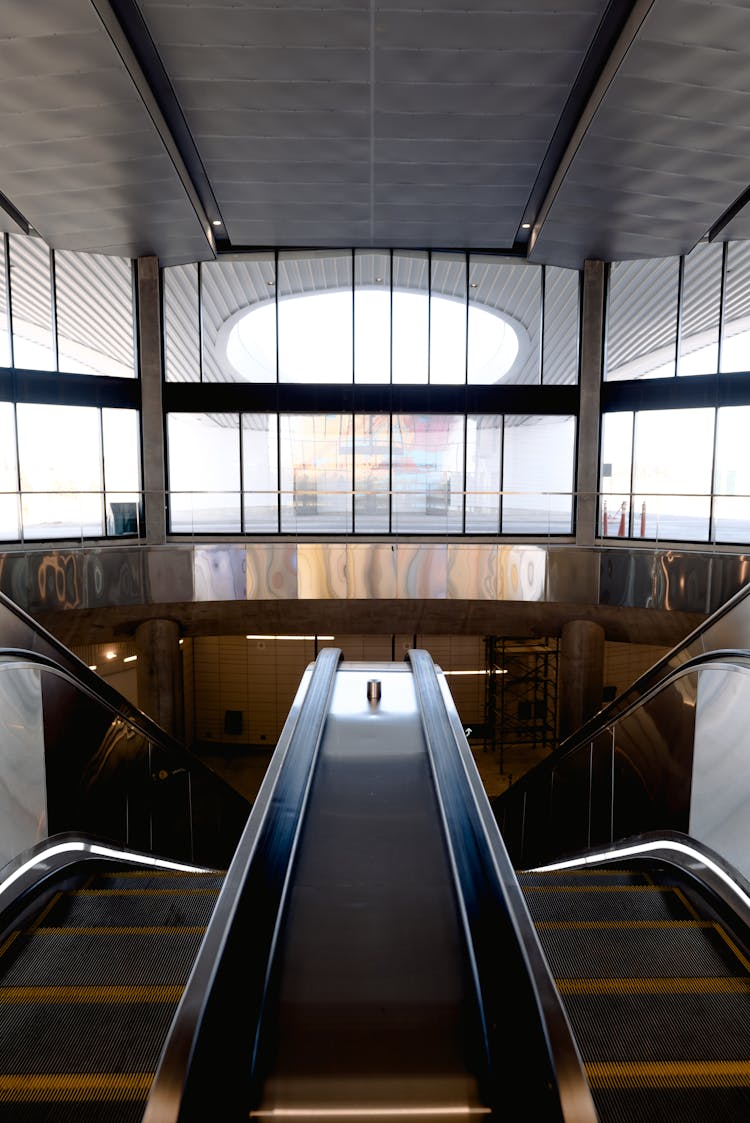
left=537, top=920, right=713, bottom=930
left=0, top=1072, right=153, bottom=1101
left=558, top=977, right=750, bottom=995
left=97, top=869, right=222, bottom=877
left=523, top=885, right=677, bottom=893
left=0, top=985, right=183, bottom=1003
left=35, top=926, right=207, bottom=936
left=712, top=925, right=750, bottom=975
left=673, top=886, right=702, bottom=922
left=586, top=1060, right=750, bottom=1089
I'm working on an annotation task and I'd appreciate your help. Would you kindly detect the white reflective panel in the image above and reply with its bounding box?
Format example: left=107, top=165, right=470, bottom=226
left=721, top=241, right=750, bottom=374
left=678, top=242, right=722, bottom=377
left=392, top=251, right=428, bottom=384
left=243, top=414, right=279, bottom=532
left=391, top=415, right=464, bottom=534
left=600, top=411, right=633, bottom=497
left=0, top=237, right=11, bottom=366
left=16, top=403, right=103, bottom=538
left=167, top=413, right=241, bottom=532
left=0, top=402, right=19, bottom=539
left=502, top=416, right=575, bottom=534
left=279, top=414, right=353, bottom=532
left=606, top=257, right=679, bottom=381
left=55, top=251, right=135, bottom=377
left=465, top=415, right=501, bottom=533
left=9, top=235, right=55, bottom=371
left=430, top=254, right=466, bottom=385
left=164, top=263, right=201, bottom=383
left=0, top=665, right=47, bottom=863
left=713, top=406, right=750, bottom=544
left=278, top=252, right=352, bottom=384
left=632, top=408, right=714, bottom=541
left=355, top=251, right=390, bottom=384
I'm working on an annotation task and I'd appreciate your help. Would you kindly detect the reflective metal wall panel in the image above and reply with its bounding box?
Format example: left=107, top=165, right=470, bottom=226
left=690, top=666, right=750, bottom=881
left=396, top=545, right=448, bottom=599
left=0, top=554, right=30, bottom=607
left=599, top=549, right=655, bottom=608
left=246, top=545, right=298, bottom=600
left=498, top=547, right=546, bottom=602
left=194, top=546, right=247, bottom=601
left=446, top=545, right=497, bottom=600
left=346, top=544, right=397, bottom=600
left=708, top=555, right=750, bottom=615
left=547, top=548, right=599, bottom=605
left=0, top=664, right=46, bottom=865
left=145, top=547, right=194, bottom=603
left=27, top=553, right=84, bottom=611
left=655, top=551, right=709, bottom=613
left=84, top=549, right=145, bottom=607
left=699, top=587, right=750, bottom=656
left=297, top=544, right=347, bottom=600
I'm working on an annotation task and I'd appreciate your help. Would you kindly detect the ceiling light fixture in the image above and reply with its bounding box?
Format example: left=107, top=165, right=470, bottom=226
left=246, top=634, right=335, bottom=641
left=105, top=651, right=117, bottom=660
left=212, top=219, right=222, bottom=227
left=521, top=222, right=531, bottom=229
left=123, top=655, right=138, bottom=663
left=88, top=665, right=97, bottom=671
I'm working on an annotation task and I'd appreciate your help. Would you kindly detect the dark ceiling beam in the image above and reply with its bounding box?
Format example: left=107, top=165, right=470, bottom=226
left=89, top=0, right=221, bottom=257
left=0, top=190, right=31, bottom=236
left=524, top=0, right=656, bottom=257
left=707, top=185, right=750, bottom=244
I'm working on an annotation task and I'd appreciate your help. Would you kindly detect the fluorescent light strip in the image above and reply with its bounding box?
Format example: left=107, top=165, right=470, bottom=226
left=529, top=840, right=750, bottom=913
left=0, top=841, right=210, bottom=898
left=250, top=1109, right=490, bottom=1118
left=246, top=635, right=335, bottom=641
left=442, top=669, right=507, bottom=676
left=123, top=655, right=137, bottom=663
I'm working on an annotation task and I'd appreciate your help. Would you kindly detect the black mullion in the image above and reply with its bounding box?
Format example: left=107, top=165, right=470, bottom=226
left=99, top=407, right=107, bottom=538
left=674, top=253, right=685, bottom=377
left=388, top=410, right=393, bottom=534
left=49, top=248, right=58, bottom=372
left=462, top=252, right=468, bottom=533
left=12, top=401, right=22, bottom=542
left=499, top=415, right=504, bottom=535
left=197, top=261, right=205, bottom=383
left=275, top=253, right=281, bottom=532
left=629, top=411, right=637, bottom=539
left=708, top=406, right=719, bottom=544
left=539, top=265, right=547, bottom=384
left=389, top=250, right=393, bottom=387
left=239, top=412, right=245, bottom=534
left=718, top=241, right=729, bottom=373
left=276, top=413, right=282, bottom=534
left=461, top=413, right=467, bottom=534
left=351, top=251, right=356, bottom=534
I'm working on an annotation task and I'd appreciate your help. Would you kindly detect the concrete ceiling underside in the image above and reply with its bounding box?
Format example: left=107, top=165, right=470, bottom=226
left=2, top=0, right=750, bottom=268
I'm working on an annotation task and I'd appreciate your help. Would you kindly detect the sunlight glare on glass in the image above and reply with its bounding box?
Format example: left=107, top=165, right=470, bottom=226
left=225, top=291, right=519, bottom=383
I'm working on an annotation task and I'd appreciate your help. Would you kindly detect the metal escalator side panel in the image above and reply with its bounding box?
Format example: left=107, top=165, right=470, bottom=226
left=142, top=647, right=342, bottom=1123
left=407, top=648, right=599, bottom=1123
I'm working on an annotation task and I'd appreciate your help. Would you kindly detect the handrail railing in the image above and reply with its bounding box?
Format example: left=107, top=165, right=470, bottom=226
left=408, top=649, right=598, bottom=1123
left=142, top=646, right=342, bottom=1123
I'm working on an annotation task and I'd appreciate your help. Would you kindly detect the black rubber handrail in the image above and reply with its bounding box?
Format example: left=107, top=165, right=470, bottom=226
left=142, top=646, right=342, bottom=1123
left=408, top=649, right=598, bottom=1123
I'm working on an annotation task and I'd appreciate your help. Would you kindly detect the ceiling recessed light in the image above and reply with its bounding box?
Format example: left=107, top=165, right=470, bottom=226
left=375, top=277, right=383, bottom=283
left=123, top=655, right=137, bottom=663
left=88, top=665, right=97, bottom=671
left=105, top=651, right=117, bottom=660
left=267, top=279, right=275, bottom=286
left=521, top=222, right=531, bottom=229
left=470, top=282, right=478, bottom=288
left=212, top=219, right=222, bottom=227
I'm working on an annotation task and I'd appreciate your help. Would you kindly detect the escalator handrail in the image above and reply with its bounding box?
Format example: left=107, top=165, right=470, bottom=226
left=142, top=646, right=343, bottom=1123
left=407, top=649, right=599, bottom=1123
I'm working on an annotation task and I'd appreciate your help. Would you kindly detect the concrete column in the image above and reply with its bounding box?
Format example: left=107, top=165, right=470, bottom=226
left=137, top=255, right=167, bottom=545
left=135, top=618, right=184, bottom=741
left=558, top=619, right=605, bottom=741
left=576, top=259, right=606, bottom=547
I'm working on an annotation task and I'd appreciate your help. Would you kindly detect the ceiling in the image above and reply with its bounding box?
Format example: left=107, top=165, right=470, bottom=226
left=3, top=0, right=750, bottom=269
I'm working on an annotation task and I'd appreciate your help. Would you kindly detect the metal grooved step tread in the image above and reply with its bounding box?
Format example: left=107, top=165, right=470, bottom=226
left=0, top=865, right=223, bottom=1120
left=520, top=865, right=750, bottom=1122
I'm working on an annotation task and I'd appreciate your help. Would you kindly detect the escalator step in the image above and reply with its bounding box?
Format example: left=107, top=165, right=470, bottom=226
left=521, top=885, right=694, bottom=923
left=593, top=1084, right=750, bottom=1123
left=85, top=870, right=225, bottom=891
left=535, top=922, right=744, bottom=979
left=41, top=888, right=219, bottom=929
left=0, top=931, right=205, bottom=987
left=518, top=869, right=652, bottom=888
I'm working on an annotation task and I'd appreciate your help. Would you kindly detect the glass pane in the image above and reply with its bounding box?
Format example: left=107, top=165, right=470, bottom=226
left=392, top=251, right=428, bottom=384
left=9, top=235, right=55, bottom=370
left=468, top=255, right=541, bottom=384
left=713, top=406, right=750, bottom=543
left=103, top=408, right=141, bottom=536
left=354, top=251, right=390, bottom=384
left=242, top=414, right=279, bottom=531
left=55, top=251, right=135, bottom=377
left=278, top=252, right=352, bottom=384
left=354, top=414, right=390, bottom=532
left=543, top=266, right=579, bottom=384
left=164, top=264, right=200, bottom=383
left=632, top=408, right=714, bottom=540
left=465, top=415, right=501, bottom=533
left=721, top=241, right=750, bottom=373
left=391, top=414, right=464, bottom=533
left=167, top=413, right=240, bottom=532
left=502, top=415, right=575, bottom=534
left=0, top=237, right=11, bottom=367
left=279, top=415, right=353, bottom=532
left=678, top=242, right=722, bottom=376
left=0, top=401, right=19, bottom=539
left=600, top=411, right=633, bottom=537
left=430, top=253, right=466, bottom=385
left=606, top=257, right=679, bottom=381
left=17, top=403, right=103, bottom=538
left=203, top=256, right=276, bottom=383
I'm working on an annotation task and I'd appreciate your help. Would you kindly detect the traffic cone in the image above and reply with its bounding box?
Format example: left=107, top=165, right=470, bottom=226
left=617, top=501, right=626, bottom=537
left=640, top=501, right=646, bottom=537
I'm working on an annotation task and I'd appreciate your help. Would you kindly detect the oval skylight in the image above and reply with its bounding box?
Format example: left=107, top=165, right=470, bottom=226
left=220, top=290, right=524, bottom=384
